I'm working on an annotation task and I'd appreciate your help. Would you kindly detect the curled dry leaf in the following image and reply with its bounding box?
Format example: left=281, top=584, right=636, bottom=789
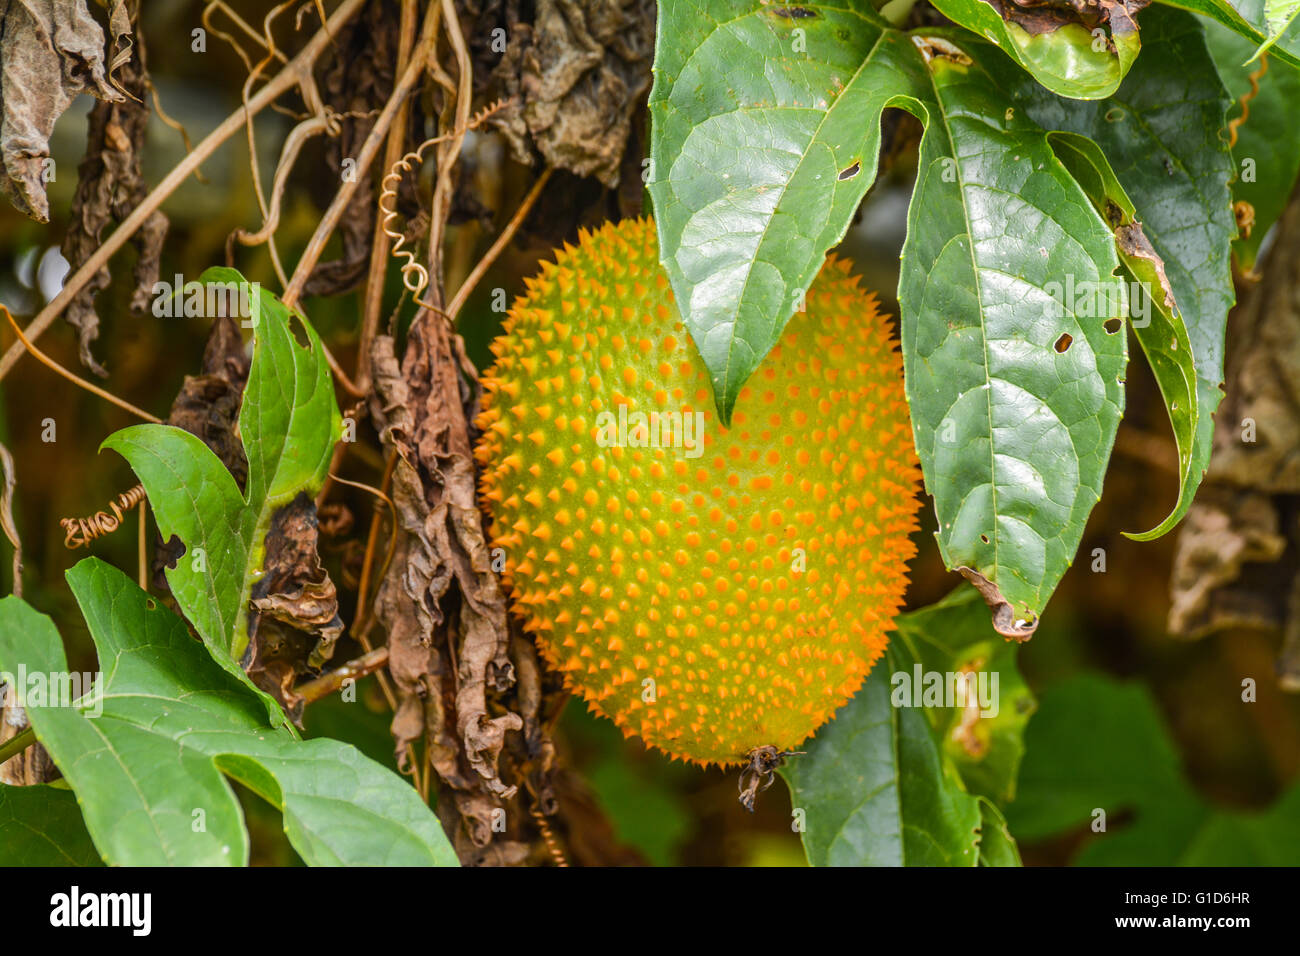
left=474, top=0, right=655, bottom=187
left=370, top=315, right=535, bottom=856
left=983, top=0, right=1151, bottom=41
left=61, top=7, right=168, bottom=376
left=958, top=567, right=1040, bottom=641
left=0, top=0, right=125, bottom=221
left=247, top=493, right=345, bottom=725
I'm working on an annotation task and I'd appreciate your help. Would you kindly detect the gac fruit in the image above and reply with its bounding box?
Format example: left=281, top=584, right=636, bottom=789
left=475, top=218, right=920, bottom=767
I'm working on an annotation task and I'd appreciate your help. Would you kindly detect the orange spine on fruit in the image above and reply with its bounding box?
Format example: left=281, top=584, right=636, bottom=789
left=475, top=217, right=921, bottom=767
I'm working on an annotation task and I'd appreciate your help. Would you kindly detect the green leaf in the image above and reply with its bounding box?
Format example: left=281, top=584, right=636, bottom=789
left=0, top=558, right=456, bottom=866
left=892, top=586, right=1036, bottom=804
left=0, top=784, right=102, bottom=866
left=1260, top=0, right=1300, bottom=52
left=648, top=0, right=930, bottom=423
left=1009, top=672, right=1300, bottom=865
left=102, top=268, right=341, bottom=723
left=782, top=590, right=1029, bottom=866
left=899, top=36, right=1127, bottom=623
left=1160, top=0, right=1300, bottom=66
left=977, top=798, right=1022, bottom=866
left=782, top=646, right=983, bottom=866
left=1205, top=18, right=1300, bottom=270
left=1002, top=7, right=1236, bottom=540
left=1044, top=132, right=1199, bottom=540
left=928, top=0, right=1140, bottom=99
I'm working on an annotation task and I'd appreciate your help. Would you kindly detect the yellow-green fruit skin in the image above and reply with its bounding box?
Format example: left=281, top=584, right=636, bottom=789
left=476, top=218, right=920, bottom=767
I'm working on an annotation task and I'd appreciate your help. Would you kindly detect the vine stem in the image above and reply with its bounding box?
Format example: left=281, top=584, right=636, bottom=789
left=0, top=727, right=35, bottom=767
left=356, top=0, right=419, bottom=393
left=444, top=168, right=552, bottom=322
left=297, top=646, right=390, bottom=705
left=0, top=0, right=368, bottom=382
left=280, top=1, right=442, bottom=308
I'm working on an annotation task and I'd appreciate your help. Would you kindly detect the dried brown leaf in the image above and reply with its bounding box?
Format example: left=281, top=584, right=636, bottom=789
left=0, top=0, right=124, bottom=221
left=369, top=317, right=523, bottom=847
left=60, top=8, right=168, bottom=376
left=958, top=567, right=1040, bottom=641
left=245, top=492, right=345, bottom=725
left=476, top=0, right=654, bottom=187
left=983, top=0, right=1150, bottom=39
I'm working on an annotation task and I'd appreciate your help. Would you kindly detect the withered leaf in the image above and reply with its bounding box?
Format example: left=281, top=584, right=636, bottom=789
left=370, top=318, right=521, bottom=846
left=480, top=0, right=655, bottom=187
left=301, top=0, right=398, bottom=297
left=0, top=0, right=124, bottom=221
left=958, top=567, right=1040, bottom=641
left=61, top=6, right=168, bottom=377
left=983, top=0, right=1151, bottom=40
left=246, top=492, right=345, bottom=725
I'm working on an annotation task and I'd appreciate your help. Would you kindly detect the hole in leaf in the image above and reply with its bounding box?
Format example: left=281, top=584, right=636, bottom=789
left=838, top=161, right=861, bottom=181
left=980, top=534, right=990, bottom=544
left=289, top=314, right=312, bottom=350
left=161, top=534, right=185, bottom=570
left=145, top=598, right=157, bottom=611
left=770, top=5, right=817, bottom=18
left=1104, top=318, right=1122, bottom=334
left=1054, top=333, right=1072, bottom=353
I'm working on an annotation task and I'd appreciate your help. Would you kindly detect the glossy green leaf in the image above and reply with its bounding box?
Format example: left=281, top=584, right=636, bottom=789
left=1003, top=7, right=1236, bottom=540
left=1044, top=132, right=1199, bottom=540
left=648, top=0, right=930, bottom=423
left=1260, top=0, right=1300, bottom=52
left=783, top=647, right=982, bottom=866
left=783, top=590, right=1028, bottom=866
left=977, top=798, right=1022, bottom=866
left=0, top=559, right=456, bottom=867
left=0, top=784, right=102, bottom=866
left=102, top=267, right=341, bottom=724
left=1160, top=0, right=1300, bottom=66
left=1010, top=672, right=1300, bottom=865
left=899, top=36, right=1127, bottom=623
left=929, top=0, right=1139, bottom=99
left=1205, top=18, right=1300, bottom=269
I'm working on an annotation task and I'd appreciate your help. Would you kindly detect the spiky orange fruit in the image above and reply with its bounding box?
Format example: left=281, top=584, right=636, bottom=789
left=475, top=218, right=921, bottom=766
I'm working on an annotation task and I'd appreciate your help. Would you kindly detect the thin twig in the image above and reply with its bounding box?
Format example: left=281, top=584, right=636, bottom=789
left=297, top=646, right=390, bottom=705
left=0, top=0, right=368, bottom=381
left=137, top=499, right=147, bottom=591
left=357, top=0, right=419, bottom=392
left=3, top=306, right=160, bottom=422
left=445, top=168, right=552, bottom=322
left=202, top=1, right=288, bottom=63
left=350, top=452, right=398, bottom=638
left=281, top=3, right=443, bottom=308
left=423, top=0, right=474, bottom=311
left=236, top=114, right=332, bottom=248
left=0, top=442, right=21, bottom=598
